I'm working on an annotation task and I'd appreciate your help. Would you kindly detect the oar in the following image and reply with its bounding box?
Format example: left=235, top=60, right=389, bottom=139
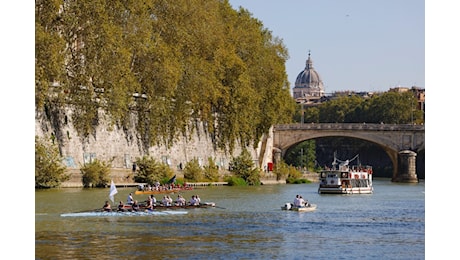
left=199, top=203, right=225, bottom=209
left=74, top=208, right=105, bottom=213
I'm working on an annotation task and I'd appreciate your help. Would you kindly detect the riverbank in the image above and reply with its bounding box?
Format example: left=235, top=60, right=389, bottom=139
left=60, top=168, right=319, bottom=188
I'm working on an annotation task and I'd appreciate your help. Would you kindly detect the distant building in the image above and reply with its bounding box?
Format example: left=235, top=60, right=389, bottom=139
left=292, top=52, right=425, bottom=115
left=293, top=51, right=325, bottom=104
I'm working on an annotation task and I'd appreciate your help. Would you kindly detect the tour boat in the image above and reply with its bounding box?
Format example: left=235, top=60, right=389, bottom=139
left=281, top=203, right=317, bottom=212
left=318, top=154, right=373, bottom=194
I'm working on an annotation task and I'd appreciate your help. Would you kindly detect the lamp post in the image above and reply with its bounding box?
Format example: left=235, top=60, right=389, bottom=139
left=411, top=98, right=415, bottom=125
left=300, top=148, right=303, bottom=170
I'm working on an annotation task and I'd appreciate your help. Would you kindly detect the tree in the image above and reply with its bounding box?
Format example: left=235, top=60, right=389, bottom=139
left=229, top=149, right=261, bottom=185
left=203, top=157, right=220, bottom=181
left=183, top=158, right=203, bottom=182
left=366, top=91, right=419, bottom=124
left=80, top=159, right=111, bottom=187
left=134, top=156, right=174, bottom=185
left=35, top=136, right=69, bottom=188
left=284, top=140, right=316, bottom=171
left=36, top=0, right=295, bottom=154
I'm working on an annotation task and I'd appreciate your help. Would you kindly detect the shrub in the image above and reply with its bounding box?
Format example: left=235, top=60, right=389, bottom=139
left=134, top=156, right=174, bottom=185
left=80, top=159, right=111, bottom=187
left=224, top=176, right=247, bottom=186
left=183, top=158, right=203, bottom=182
left=35, top=136, right=69, bottom=188
left=203, top=157, right=220, bottom=181
left=229, top=149, right=261, bottom=185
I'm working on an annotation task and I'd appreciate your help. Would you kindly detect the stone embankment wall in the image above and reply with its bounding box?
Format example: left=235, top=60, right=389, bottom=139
left=35, top=109, right=274, bottom=186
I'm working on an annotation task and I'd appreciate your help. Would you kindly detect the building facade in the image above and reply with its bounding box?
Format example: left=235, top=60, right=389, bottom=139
left=293, top=51, right=325, bottom=103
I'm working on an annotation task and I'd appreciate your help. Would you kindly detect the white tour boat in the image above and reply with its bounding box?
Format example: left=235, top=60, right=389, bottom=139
left=318, top=154, right=373, bottom=194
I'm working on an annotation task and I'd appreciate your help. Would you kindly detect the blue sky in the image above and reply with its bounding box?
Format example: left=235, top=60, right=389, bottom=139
left=228, top=0, right=425, bottom=93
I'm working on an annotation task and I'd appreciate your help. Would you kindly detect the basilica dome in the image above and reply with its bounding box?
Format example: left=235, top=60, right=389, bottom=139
left=293, top=52, right=325, bottom=99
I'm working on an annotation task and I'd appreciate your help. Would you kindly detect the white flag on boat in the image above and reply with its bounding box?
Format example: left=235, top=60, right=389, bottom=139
left=109, top=180, right=118, bottom=203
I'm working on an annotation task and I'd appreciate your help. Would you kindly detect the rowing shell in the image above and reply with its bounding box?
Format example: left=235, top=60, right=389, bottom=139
left=61, top=210, right=188, bottom=217
left=124, top=202, right=216, bottom=210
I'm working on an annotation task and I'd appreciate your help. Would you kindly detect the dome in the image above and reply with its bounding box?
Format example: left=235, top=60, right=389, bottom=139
left=293, top=52, right=325, bottom=99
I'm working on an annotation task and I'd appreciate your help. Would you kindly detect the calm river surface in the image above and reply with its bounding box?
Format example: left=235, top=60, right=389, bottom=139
left=36, top=179, right=424, bottom=259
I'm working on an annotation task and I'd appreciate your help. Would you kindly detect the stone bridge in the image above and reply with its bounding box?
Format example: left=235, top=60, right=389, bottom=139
left=272, top=123, right=425, bottom=183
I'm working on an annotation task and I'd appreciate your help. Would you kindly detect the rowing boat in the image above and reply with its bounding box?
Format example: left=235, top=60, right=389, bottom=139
left=119, top=202, right=216, bottom=211
left=61, top=210, right=189, bottom=217
left=134, top=187, right=194, bottom=195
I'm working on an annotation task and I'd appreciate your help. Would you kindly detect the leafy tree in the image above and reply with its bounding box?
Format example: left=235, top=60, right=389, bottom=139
left=319, top=95, right=364, bottom=123
left=366, top=91, right=420, bottom=124
left=229, top=149, right=261, bottom=185
left=203, top=157, right=220, bottom=181
left=284, top=140, right=316, bottom=171
left=183, top=158, right=204, bottom=182
left=302, top=106, right=319, bottom=123
left=35, top=0, right=67, bottom=110
left=134, top=156, right=174, bottom=185
left=298, top=91, right=424, bottom=124
left=36, top=0, right=295, bottom=154
left=35, top=136, right=69, bottom=188
left=80, top=159, right=111, bottom=187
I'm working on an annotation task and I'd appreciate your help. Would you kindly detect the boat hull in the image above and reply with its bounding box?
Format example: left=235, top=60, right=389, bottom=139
left=134, top=188, right=193, bottom=195
left=119, top=202, right=216, bottom=211
left=317, top=187, right=373, bottom=194
left=281, top=204, right=317, bottom=212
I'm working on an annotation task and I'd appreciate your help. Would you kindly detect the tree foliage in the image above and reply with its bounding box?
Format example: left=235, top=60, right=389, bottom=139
left=301, top=92, right=424, bottom=124
left=35, top=136, right=69, bottom=188
left=203, top=157, right=220, bottom=182
left=284, top=140, right=316, bottom=171
left=80, top=159, right=111, bottom=187
left=229, top=149, right=261, bottom=185
left=134, top=156, right=174, bottom=185
left=183, top=158, right=203, bottom=182
left=35, top=0, right=296, bottom=152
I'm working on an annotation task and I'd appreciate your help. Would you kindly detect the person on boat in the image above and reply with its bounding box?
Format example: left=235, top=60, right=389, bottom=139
left=189, top=195, right=200, bottom=206
left=162, top=196, right=171, bottom=206
left=145, top=196, right=153, bottom=210
left=195, top=195, right=201, bottom=205
left=176, top=195, right=186, bottom=206
left=293, top=195, right=300, bottom=207
left=298, top=196, right=306, bottom=207
left=167, top=195, right=173, bottom=205
left=117, top=201, right=125, bottom=212
left=150, top=195, right=157, bottom=206
left=131, top=200, right=140, bottom=211
left=127, top=193, right=134, bottom=205
left=102, top=201, right=112, bottom=212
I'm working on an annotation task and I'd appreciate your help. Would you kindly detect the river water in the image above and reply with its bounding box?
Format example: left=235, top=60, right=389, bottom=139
left=35, top=179, right=425, bottom=259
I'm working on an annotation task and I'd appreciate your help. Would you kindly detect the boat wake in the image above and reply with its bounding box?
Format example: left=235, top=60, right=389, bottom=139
left=61, top=210, right=188, bottom=217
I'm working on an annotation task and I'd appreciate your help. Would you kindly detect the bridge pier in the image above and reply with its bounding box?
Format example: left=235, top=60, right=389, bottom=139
left=393, top=150, right=418, bottom=183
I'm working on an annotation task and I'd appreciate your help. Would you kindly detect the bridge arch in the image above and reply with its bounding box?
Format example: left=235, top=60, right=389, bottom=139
left=280, top=133, right=398, bottom=179
left=272, top=123, right=424, bottom=182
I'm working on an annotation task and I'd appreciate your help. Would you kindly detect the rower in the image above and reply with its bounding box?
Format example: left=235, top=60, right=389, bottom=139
left=145, top=196, right=153, bottom=210
left=117, top=201, right=125, bottom=212
left=131, top=200, right=140, bottom=211
left=127, top=193, right=134, bottom=205
left=102, top=201, right=112, bottom=212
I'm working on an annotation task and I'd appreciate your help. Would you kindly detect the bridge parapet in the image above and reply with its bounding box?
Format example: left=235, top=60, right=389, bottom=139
left=274, top=123, right=424, bottom=132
